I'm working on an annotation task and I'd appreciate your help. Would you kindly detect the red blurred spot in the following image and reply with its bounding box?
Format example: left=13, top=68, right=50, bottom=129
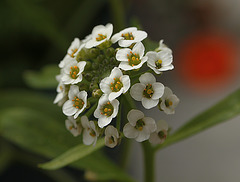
left=177, top=31, right=238, bottom=93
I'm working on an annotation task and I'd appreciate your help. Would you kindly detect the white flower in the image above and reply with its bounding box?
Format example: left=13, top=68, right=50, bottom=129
left=59, top=38, right=84, bottom=68
left=155, top=39, right=172, bottom=53
left=149, top=120, right=168, bottom=144
left=62, top=85, right=87, bottom=119
left=61, top=57, right=86, bottom=84
left=111, top=27, right=147, bottom=47
left=85, top=23, right=113, bottom=48
left=159, top=87, right=179, bottom=114
left=104, top=125, right=119, bottom=148
left=94, top=94, right=119, bottom=128
left=123, top=109, right=156, bottom=142
left=100, top=67, right=130, bottom=101
left=81, top=116, right=99, bottom=145
left=130, top=72, right=164, bottom=109
left=146, top=50, right=174, bottom=74
left=116, top=42, right=147, bottom=70
left=65, top=116, right=82, bottom=137
left=54, top=74, right=67, bottom=105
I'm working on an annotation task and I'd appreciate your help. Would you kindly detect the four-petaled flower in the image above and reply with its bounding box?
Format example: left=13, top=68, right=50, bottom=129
left=100, top=67, right=130, bottom=101
left=62, top=85, right=87, bottom=119
left=130, top=73, right=164, bottom=109
left=54, top=74, right=67, bottom=106
left=61, top=58, right=86, bottom=84
left=65, top=116, right=82, bottom=137
left=111, top=27, right=147, bottom=47
left=123, top=109, right=156, bottom=142
left=149, top=120, right=168, bottom=144
left=116, top=42, right=147, bottom=70
left=94, top=94, right=119, bottom=128
left=159, top=87, right=179, bottom=114
left=81, top=116, right=99, bottom=145
left=85, top=23, right=113, bottom=48
left=104, top=125, right=119, bottom=148
left=146, top=50, right=174, bottom=74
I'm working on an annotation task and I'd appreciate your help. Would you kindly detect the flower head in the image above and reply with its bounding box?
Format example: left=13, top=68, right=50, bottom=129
left=61, top=58, right=86, bottom=84
left=94, top=95, right=119, bottom=128
left=146, top=50, right=174, bottom=74
left=111, top=27, right=147, bottom=47
left=85, top=23, right=113, bottom=48
left=130, top=73, right=164, bottom=109
left=62, top=85, right=87, bottom=119
left=81, top=116, right=99, bottom=145
left=104, top=125, right=119, bottom=148
left=65, top=116, right=82, bottom=137
left=100, top=67, right=130, bottom=101
left=149, top=120, right=168, bottom=144
left=159, top=87, right=179, bottom=114
left=123, top=109, right=156, bottom=142
left=116, top=42, right=147, bottom=70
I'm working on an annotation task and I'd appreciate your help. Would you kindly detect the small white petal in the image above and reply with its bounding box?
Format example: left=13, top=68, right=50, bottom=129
left=132, top=42, right=145, bottom=58
left=83, top=130, right=95, bottom=145
left=121, top=75, right=130, bottom=93
left=68, top=85, right=80, bottom=99
left=81, top=116, right=89, bottom=129
left=127, top=109, right=144, bottom=126
left=143, top=117, right=157, bottom=133
left=110, top=67, right=123, bottom=78
left=139, top=72, right=156, bottom=85
left=152, top=82, right=164, bottom=100
left=109, top=90, right=123, bottom=101
left=63, top=100, right=77, bottom=116
left=130, top=83, right=145, bottom=101
left=135, top=127, right=150, bottom=142
left=123, top=123, right=138, bottom=138
left=142, top=97, right=159, bottom=109
left=98, top=116, right=112, bottom=128
left=116, top=49, right=131, bottom=61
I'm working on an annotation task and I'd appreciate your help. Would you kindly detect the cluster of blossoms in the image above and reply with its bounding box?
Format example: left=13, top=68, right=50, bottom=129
left=54, top=23, right=179, bottom=148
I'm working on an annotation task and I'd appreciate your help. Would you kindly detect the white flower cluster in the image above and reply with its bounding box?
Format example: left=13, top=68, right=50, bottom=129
left=55, top=23, right=179, bottom=147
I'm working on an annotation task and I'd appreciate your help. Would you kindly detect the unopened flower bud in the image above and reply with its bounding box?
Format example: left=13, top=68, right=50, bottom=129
left=89, top=48, right=100, bottom=59
left=92, top=62, right=99, bottom=70
left=105, top=47, right=115, bottom=58
left=89, top=82, right=99, bottom=92
left=92, top=89, right=103, bottom=98
left=84, top=72, right=93, bottom=82
left=96, top=54, right=104, bottom=63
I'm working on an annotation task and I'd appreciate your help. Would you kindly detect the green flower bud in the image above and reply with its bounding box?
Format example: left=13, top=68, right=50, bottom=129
left=92, top=89, right=103, bottom=98
left=105, top=47, right=115, bottom=58
left=84, top=61, right=92, bottom=71
left=84, top=72, right=93, bottom=81
left=97, top=40, right=112, bottom=49
left=96, top=54, right=104, bottom=63
left=89, top=48, right=100, bottom=59
left=92, top=62, right=99, bottom=70
left=89, top=82, right=99, bottom=92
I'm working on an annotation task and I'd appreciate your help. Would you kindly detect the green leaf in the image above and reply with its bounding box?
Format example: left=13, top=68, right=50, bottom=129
left=143, top=38, right=159, bottom=52
left=156, top=88, right=240, bottom=150
left=23, top=64, right=59, bottom=89
left=39, top=139, right=105, bottom=170
left=0, top=90, right=135, bottom=181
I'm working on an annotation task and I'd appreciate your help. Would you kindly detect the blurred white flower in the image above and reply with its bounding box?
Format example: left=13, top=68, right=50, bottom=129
left=61, top=58, right=86, bottom=84
left=159, top=87, right=180, bottom=114
left=149, top=120, right=168, bottom=144
left=111, top=27, right=147, bottom=47
left=65, top=116, right=82, bottom=137
left=54, top=74, right=67, bottom=105
left=62, top=85, right=87, bottom=119
left=85, top=23, right=113, bottom=48
left=116, top=42, right=147, bottom=70
left=94, top=94, right=119, bottom=128
left=130, top=73, right=164, bottom=109
left=123, top=109, right=156, bottom=142
left=100, top=67, right=130, bottom=101
left=146, top=50, right=173, bottom=74
left=104, top=125, right=119, bottom=148
left=155, top=39, right=172, bottom=53
left=81, top=116, right=99, bottom=145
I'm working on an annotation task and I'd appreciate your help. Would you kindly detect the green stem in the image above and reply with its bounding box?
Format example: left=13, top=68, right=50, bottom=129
left=142, top=141, right=155, bottom=182
left=85, top=102, right=97, bottom=118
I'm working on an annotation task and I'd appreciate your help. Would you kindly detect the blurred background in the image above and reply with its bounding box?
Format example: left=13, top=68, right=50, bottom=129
left=1, top=0, right=240, bottom=181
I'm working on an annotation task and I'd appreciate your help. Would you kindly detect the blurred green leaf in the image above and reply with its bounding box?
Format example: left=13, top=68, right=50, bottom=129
left=7, top=0, right=68, bottom=51
left=0, top=90, right=134, bottom=181
left=39, top=139, right=105, bottom=170
left=144, top=39, right=159, bottom=52
left=156, top=88, right=240, bottom=150
left=23, top=64, right=59, bottom=89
